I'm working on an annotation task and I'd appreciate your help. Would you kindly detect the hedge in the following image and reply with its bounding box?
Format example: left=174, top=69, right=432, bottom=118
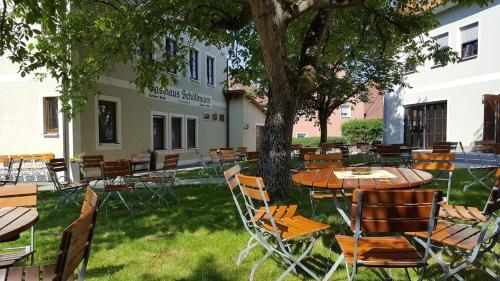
left=340, top=119, right=383, bottom=144
left=292, top=136, right=346, bottom=147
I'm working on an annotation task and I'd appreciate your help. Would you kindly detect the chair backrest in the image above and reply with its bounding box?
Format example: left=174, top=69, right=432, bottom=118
left=43, top=153, right=55, bottom=162
left=236, top=147, right=247, bottom=156
left=484, top=186, right=500, bottom=216
left=54, top=188, right=99, bottom=281
left=473, top=140, right=495, bottom=153
left=333, top=142, right=345, bottom=148
left=303, top=153, right=343, bottom=170
left=376, top=145, right=401, bottom=158
left=236, top=174, right=269, bottom=202
left=247, top=151, right=259, bottom=164
left=81, top=188, right=99, bottom=215
left=131, top=153, right=151, bottom=163
left=320, top=143, right=334, bottom=154
left=220, top=148, right=236, bottom=162
left=46, top=158, right=68, bottom=189
left=291, top=144, right=303, bottom=150
left=351, top=189, right=442, bottom=233
left=209, top=149, right=220, bottom=163
left=432, top=141, right=458, bottom=153
left=102, top=160, right=130, bottom=179
left=411, top=152, right=455, bottom=172
left=83, top=155, right=104, bottom=168
left=298, top=147, right=318, bottom=161
left=163, top=154, right=180, bottom=171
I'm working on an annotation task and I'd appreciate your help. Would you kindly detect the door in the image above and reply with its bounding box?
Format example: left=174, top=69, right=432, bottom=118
left=404, top=102, right=447, bottom=148
left=404, top=106, right=424, bottom=147
left=426, top=103, right=447, bottom=146
left=256, top=125, right=264, bottom=151
left=483, top=94, right=500, bottom=142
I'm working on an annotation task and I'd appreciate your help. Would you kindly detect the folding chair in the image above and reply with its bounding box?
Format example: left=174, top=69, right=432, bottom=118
left=0, top=158, right=22, bottom=186
left=0, top=185, right=37, bottom=267
left=130, top=153, right=151, bottom=173
left=408, top=186, right=499, bottom=280
left=220, top=148, right=237, bottom=168
left=236, top=173, right=330, bottom=281
left=236, top=147, right=248, bottom=161
left=374, top=145, right=403, bottom=167
left=303, top=153, right=349, bottom=217
left=412, top=152, right=455, bottom=203
left=463, top=141, right=498, bottom=192
left=432, top=141, right=459, bottom=153
left=144, top=154, right=180, bottom=205
left=1, top=188, right=99, bottom=281
left=46, top=158, right=88, bottom=210
left=101, top=160, right=135, bottom=213
left=325, top=189, right=442, bottom=281
left=320, top=143, right=334, bottom=154
left=208, top=149, right=222, bottom=175
left=224, top=164, right=298, bottom=265
left=81, top=155, right=104, bottom=187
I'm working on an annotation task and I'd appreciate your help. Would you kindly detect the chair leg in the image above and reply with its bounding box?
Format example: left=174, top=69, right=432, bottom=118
left=237, top=236, right=259, bottom=265
left=250, top=250, right=272, bottom=281
left=116, top=191, right=132, bottom=212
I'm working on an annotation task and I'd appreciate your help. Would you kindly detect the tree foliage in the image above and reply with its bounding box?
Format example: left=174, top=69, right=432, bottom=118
left=341, top=119, right=383, bottom=144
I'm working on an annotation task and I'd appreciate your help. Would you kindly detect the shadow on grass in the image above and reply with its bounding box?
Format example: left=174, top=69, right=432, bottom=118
left=174, top=255, right=235, bottom=281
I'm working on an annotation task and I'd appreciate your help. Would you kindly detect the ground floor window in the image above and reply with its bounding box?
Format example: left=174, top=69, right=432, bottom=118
left=296, top=132, right=308, bottom=138
left=186, top=117, right=197, bottom=149
left=153, top=115, right=166, bottom=150
left=404, top=101, right=447, bottom=148
left=171, top=115, right=183, bottom=150
left=43, top=97, right=59, bottom=134
left=98, top=100, right=118, bottom=144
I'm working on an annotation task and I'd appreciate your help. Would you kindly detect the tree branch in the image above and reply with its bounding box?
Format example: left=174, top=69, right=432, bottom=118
left=94, top=0, right=123, bottom=12
left=0, top=0, right=7, bottom=51
left=201, top=3, right=252, bottom=31
left=284, top=0, right=365, bottom=24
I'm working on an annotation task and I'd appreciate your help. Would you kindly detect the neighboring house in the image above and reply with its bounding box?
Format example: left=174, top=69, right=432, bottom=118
left=0, top=37, right=264, bottom=166
left=383, top=1, right=500, bottom=150
left=293, top=91, right=384, bottom=138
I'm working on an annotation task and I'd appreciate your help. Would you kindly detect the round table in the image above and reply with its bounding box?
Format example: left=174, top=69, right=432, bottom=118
left=0, top=207, right=38, bottom=242
left=292, top=167, right=433, bottom=190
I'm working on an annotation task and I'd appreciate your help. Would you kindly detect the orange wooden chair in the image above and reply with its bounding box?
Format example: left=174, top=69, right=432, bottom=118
left=246, top=151, right=259, bottom=165
left=236, top=173, right=329, bottom=281
left=1, top=188, right=99, bottom=281
left=46, top=158, right=88, bottom=210
left=144, top=154, right=180, bottom=205
left=81, top=155, right=104, bottom=186
left=325, top=189, right=442, bottom=281
left=101, top=160, right=135, bottom=213
left=412, top=152, right=455, bottom=203
left=375, top=145, right=403, bottom=167
left=220, top=148, right=237, bottom=167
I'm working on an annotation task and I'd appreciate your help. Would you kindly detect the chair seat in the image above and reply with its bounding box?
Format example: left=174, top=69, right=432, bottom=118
left=439, top=204, right=487, bottom=222
left=0, top=264, right=74, bottom=280
left=104, top=183, right=134, bottom=191
left=60, top=182, right=88, bottom=190
left=0, top=250, right=34, bottom=269
left=336, top=235, right=424, bottom=268
left=263, top=215, right=330, bottom=241
left=254, top=205, right=297, bottom=222
left=407, top=220, right=491, bottom=251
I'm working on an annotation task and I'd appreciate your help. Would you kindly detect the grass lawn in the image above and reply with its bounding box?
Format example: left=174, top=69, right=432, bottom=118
left=3, top=168, right=498, bottom=280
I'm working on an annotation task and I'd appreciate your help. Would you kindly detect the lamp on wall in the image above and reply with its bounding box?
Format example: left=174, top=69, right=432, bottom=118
left=244, top=124, right=249, bottom=130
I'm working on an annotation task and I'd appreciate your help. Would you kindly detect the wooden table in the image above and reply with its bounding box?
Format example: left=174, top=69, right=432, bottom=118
left=0, top=184, right=37, bottom=207
left=292, top=167, right=433, bottom=223
left=0, top=207, right=38, bottom=242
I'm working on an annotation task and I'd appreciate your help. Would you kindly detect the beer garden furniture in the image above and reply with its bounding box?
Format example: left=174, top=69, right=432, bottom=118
left=142, top=154, right=180, bottom=205
left=463, top=141, right=499, bottom=192
left=101, top=160, right=135, bottom=213
left=81, top=155, right=105, bottom=187
left=235, top=147, right=247, bottom=161
left=0, top=158, right=22, bottom=186
left=412, top=152, right=455, bottom=203
left=292, top=167, right=433, bottom=225
left=46, top=158, right=89, bottom=210
left=130, top=153, right=151, bottom=173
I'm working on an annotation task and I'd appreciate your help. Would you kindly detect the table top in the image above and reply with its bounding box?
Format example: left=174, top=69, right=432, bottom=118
left=292, top=167, right=433, bottom=190
left=0, top=207, right=38, bottom=241
left=0, top=184, right=37, bottom=198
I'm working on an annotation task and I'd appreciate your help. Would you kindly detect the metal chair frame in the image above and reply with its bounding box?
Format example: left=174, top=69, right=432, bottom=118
left=144, top=154, right=180, bottom=205
left=0, top=159, right=23, bottom=186
left=463, top=141, right=498, bottom=192
left=47, top=158, right=88, bottom=210
left=412, top=152, right=455, bottom=203
left=101, top=160, right=135, bottom=213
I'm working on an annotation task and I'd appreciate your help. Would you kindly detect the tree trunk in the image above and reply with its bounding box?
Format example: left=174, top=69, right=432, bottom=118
left=319, top=116, right=328, bottom=143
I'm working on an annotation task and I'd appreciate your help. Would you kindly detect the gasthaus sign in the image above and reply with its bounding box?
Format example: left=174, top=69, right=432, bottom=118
left=147, top=86, right=212, bottom=109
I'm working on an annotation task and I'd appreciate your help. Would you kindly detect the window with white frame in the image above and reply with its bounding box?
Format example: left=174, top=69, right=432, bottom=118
left=98, top=99, right=119, bottom=144
left=166, top=37, right=177, bottom=74
left=189, top=49, right=199, bottom=81
left=433, top=32, right=449, bottom=66
left=207, top=56, right=215, bottom=86
left=152, top=115, right=166, bottom=150
left=186, top=117, right=197, bottom=149
left=43, top=97, right=59, bottom=134
left=340, top=104, right=351, bottom=118
left=460, top=22, right=478, bottom=59
left=296, top=132, right=307, bottom=138
left=171, top=115, right=183, bottom=150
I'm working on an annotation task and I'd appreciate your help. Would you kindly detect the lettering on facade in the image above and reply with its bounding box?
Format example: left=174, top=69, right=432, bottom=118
left=147, top=86, right=212, bottom=109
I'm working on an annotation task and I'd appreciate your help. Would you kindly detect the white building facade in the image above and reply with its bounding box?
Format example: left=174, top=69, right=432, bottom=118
left=383, top=1, right=500, bottom=150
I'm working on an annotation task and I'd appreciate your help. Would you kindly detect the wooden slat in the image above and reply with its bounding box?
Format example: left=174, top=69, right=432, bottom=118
left=355, top=219, right=431, bottom=233
left=0, top=196, right=37, bottom=208
left=352, top=204, right=433, bottom=219
left=352, top=189, right=440, bottom=204
left=412, top=162, right=454, bottom=172
left=412, top=152, right=455, bottom=161
left=0, top=185, right=37, bottom=198
left=239, top=186, right=269, bottom=202
left=5, top=267, right=22, bottom=281
left=236, top=175, right=265, bottom=189
left=24, top=266, right=40, bottom=281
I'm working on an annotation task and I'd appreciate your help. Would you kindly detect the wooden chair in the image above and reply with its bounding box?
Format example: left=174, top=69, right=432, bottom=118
left=298, top=147, right=318, bottom=162
left=223, top=165, right=299, bottom=265
left=220, top=148, right=237, bottom=167
left=463, top=142, right=499, bottom=192
left=0, top=185, right=38, bottom=268
left=291, top=144, right=303, bottom=158
left=208, top=149, right=222, bottom=175
left=236, top=173, right=330, bottom=281
left=432, top=141, right=459, bottom=153
left=320, top=143, right=334, bottom=154
left=46, top=158, right=88, bottom=210
left=101, top=160, right=135, bottom=213
left=303, top=153, right=349, bottom=217
left=81, top=155, right=104, bottom=185
left=130, top=153, right=151, bottom=173
left=408, top=186, right=499, bottom=280
left=1, top=188, right=99, bottom=281
left=374, top=145, right=403, bottom=167
left=412, top=152, right=455, bottom=203
left=325, top=189, right=442, bottom=281
left=236, top=147, right=248, bottom=161
left=246, top=151, right=259, bottom=165
left=147, top=154, right=180, bottom=205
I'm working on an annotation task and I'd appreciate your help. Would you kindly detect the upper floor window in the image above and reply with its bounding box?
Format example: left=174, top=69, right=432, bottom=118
left=166, top=38, right=177, bottom=74
left=43, top=97, right=59, bottom=134
left=340, top=104, right=351, bottom=118
left=433, top=32, right=449, bottom=66
left=98, top=100, right=118, bottom=144
left=207, top=56, right=215, bottom=86
left=189, top=49, right=199, bottom=81
left=460, top=22, right=478, bottom=59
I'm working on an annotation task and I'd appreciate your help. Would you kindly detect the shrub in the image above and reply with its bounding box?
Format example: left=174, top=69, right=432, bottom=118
left=292, top=136, right=346, bottom=147
left=341, top=119, right=383, bottom=144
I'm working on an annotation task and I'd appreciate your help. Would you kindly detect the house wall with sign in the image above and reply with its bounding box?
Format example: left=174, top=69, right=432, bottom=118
left=383, top=1, right=500, bottom=150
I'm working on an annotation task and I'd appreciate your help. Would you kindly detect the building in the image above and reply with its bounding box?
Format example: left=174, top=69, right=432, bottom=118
left=0, top=38, right=265, bottom=166
left=383, top=1, right=500, bottom=150
left=293, top=90, right=383, bottom=138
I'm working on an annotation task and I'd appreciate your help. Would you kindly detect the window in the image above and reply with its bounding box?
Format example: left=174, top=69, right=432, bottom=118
left=212, top=113, right=218, bottom=121
left=460, top=22, right=478, bottom=59
left=203, top=112, right=210, bottom=120
left=43, top=97, right=59, bottom=134
left=189, top=49, right=199, bottom=81
left=187, top=117, right=197, bottom=149
left=171, top=116, right=183, bottom=149
left=207, top=56, right=215, bottom=85
left=166, top=38, right=177, bottom=74
left=219, top=114, right=225, bottom=122
left=153, top=115, right=166, bottom=150
left=98, top=100, right=118, bottom=143
left=340, top=104, right=351, bottom=118
left=296, top=133, right=307, bottom=138
left=433, top=32, right=448, bottom=66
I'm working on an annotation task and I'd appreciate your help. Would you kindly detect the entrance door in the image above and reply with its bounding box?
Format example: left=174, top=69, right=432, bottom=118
left=256, top=125, right=264, bottom=151
left=404, top=102, right=447, bottom=148
left=483, top=94, right=500, bottom=142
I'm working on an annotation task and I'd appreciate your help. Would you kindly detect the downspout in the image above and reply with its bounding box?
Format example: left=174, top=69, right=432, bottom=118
left=225, top=56, right=230, bottom=148
left=62, top=114, right=70, bottom=177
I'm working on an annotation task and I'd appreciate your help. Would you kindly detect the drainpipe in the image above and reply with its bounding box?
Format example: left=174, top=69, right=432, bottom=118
left=62, top=114, right=70, bottom=177
left=225, top=55, right=230, bottom=148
